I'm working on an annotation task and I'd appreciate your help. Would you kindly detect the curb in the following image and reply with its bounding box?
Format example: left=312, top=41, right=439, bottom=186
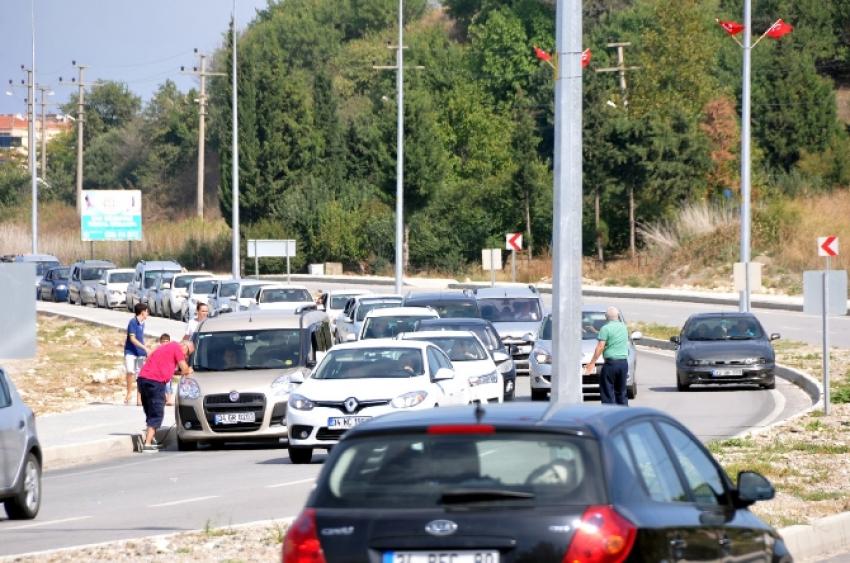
left=780, top=512, right=850, bottom=562
left=43, top=435, right=134, bottom=471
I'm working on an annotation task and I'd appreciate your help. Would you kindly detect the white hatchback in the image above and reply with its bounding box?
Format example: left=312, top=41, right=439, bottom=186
left=286, top=339, right=469, bottom=464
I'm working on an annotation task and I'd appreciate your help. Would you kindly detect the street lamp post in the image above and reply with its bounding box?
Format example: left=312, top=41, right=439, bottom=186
left=740, top=0, right=753, bottom=313
left=231, top=0, right=240, bottom=279
left=29, top=0, right=38, bottom=254
left=394, top=0, right=404, bottom=295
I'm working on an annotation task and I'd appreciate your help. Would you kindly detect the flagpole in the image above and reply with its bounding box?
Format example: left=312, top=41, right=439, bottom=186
left=739, top=0, right=752, bottom=313
left=751, top=19, right=780, bottom=49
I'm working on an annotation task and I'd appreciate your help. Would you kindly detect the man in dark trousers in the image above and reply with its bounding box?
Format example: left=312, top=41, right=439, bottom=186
left=584, top=307, right=630, bottom=406
left=137, top=339, right=194, bottom=451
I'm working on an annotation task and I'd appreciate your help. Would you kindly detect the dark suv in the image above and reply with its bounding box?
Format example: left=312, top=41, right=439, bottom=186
left=403, top=291, right=480, bottom=318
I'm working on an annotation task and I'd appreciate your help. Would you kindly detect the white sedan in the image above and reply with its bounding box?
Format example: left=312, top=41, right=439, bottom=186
left=250, top=284, right=314, bottom=312
left=399, top=330, right=503, bottom=404
left=286, top=339, right=469, bottom=464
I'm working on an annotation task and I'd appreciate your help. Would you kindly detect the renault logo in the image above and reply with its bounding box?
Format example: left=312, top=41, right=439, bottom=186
left=343, top=397, right=358, bottom=413
left=229, top=391, right=240, bottom=403
left=425, top=520, right=458, bottom=537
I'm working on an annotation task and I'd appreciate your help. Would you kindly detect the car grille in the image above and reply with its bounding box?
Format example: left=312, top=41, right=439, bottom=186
left=313, top=399, right=389, bottom=414
left=502, top=337, right=533, bottom=376
left=316, top=427, right=347, bottom=441
left=203, top=392, right=266, bottom=433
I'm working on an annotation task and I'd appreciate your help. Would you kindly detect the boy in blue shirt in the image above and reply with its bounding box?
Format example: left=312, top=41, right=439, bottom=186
left=124, top=303, right=150, bottom=405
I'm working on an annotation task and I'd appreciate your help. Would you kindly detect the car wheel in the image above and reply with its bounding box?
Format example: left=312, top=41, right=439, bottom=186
left=288, top=447, right=313, bottom=464
left=677, top=378, right=690, bottom=391
left=177, top=436, right=198, bottom=451
left=4, top=452, right=41, bottom=520
left=762, top=377, right=776, bottom=390
left=627, top=383, right=637, bottom=399
left=531, top=388, right=548, bottom=401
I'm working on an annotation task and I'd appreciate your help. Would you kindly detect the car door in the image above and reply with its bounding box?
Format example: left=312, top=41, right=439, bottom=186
left=0, top=370, right=23, bottom=490
left=38, top=270, right=50, bottom=300
left=616, top=420, right=724, bottom=562
left=336, top=300, right=355, bottom=341
left=428, top=347, right=465, bottom=405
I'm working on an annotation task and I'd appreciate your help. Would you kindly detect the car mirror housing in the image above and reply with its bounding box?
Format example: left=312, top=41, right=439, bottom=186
left=670, top=335, right=680, bottom=344
left=492, top=351, right=510, bottom=364
left=98, top=280, right=106, bottom=285
left=433, top=367, right=454, bottom=381
left=770, top=333, right=781, bottom=341
left=344, top=333, right=357, bottom=342
left=734, top=471, right=775, bottom=507
left=289, top=370, right=305, bottom=384
left=631, top=331, right=643, bottom=341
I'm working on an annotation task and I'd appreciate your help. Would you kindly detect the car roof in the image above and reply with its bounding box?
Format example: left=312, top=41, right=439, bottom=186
left=346, top=402, right=667, bottom=439
left=72, top=259, right=115, bottom=267
left=259, top=283, right=311, bottom=291
left=16, top=253, right=59, bottom=262
left=237, top=279, right=272, bottom=287
left=404, top=291, right=475, bottom=302
left=175, top=271, right=213, bottom=278
left=356, top=294, right=403, bottom=303
left=106, top=268, right=135, bottom=273
left=138, top=260, right=182, bottom=269
left=363, top=306, right=439, bottom=318
left=329, top=288, right=371, bottom=296
left=418, top=318, right=493, bottom=328
left=473, top=286, right=540, bottom=299
left=687, top=312, right=758, bottom=320
left=330, top=339, right=433, bottom=352
left=198, top=309, right=327, bottom=332
left=402, top=330, right=478, bottom=339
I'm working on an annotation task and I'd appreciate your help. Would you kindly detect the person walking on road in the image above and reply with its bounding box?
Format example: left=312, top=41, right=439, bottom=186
left=585, top=307, right=630, bottom=406
left=123, top=303, right=150, bottom=405
left=137, top=339, right=194, bottom=451
left=183, top=302, right=209, bottom=342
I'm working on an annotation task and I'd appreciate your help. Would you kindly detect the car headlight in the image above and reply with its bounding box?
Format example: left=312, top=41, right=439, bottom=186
left=391, top=390, right=428, bottom=408
left=685, top=359, right=712, bottom=366
left=743, top=357, right=768, bottom=365
left=469, top=371, right=498, bottom=386
left=178, top=378, right=201, bottom=400
left=289, top=393, right=314, bottom=411
left=534, top=350, right=552, bottom=365
left=271, top=374, right=296, bottom=396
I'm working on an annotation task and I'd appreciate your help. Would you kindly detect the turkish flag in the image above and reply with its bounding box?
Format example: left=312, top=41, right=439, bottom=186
left=766, top=18, right=793, bottom=39
left=533, top=46, right=552, bottom=62
left=581, top=48, right=592, bottom=68
left=717, top=19, right=744, bottom=36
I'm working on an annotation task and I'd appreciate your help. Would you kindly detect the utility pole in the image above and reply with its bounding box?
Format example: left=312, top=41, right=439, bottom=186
left=596, top=42, right=640, bottom=260
left=231, top=1, right=241, bottom=279
left=59, top=63, right=89, bottom=217
left=37, top=85, right=53, bottom=182
left=182, top=50, right=225, bottom=219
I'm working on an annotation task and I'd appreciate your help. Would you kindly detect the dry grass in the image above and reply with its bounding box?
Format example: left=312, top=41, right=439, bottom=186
left=639, top=201, right=738, bottom=253
left=780, top=191, right=850, bottom=272
left=0, top=201, right=231, bottom=267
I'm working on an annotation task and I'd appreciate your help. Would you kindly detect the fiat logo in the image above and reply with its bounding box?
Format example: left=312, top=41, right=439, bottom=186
left=229, top=391, right=240, bottom=403
left=425, top=520, right=458, bottom=537
left=344, top=397, right=358, bottom=413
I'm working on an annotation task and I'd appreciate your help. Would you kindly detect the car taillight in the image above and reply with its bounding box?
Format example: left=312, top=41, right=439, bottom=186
left=427, top=424, right=495, bottom=435
left=562, top=505, right=636, bottom=563
left=282, top=509, right=326, bottom=563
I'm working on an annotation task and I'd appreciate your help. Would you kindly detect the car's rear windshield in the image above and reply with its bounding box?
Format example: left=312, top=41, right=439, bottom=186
left=408, top=300, right=479, bottom=318
left=193, top=280, right=217, bottom=294
left=330, top=295, right=357, bottom=309
left=240, top=285, right=264, bottom=298
left=81, top=267, right=108, bottom=281
left=478, top=298, right=541, bottom=323
left=684, top=317, right=764, bottom=341
left=314, top=432, right=605, bottom=509
left=313, top=347, right=424, bottom=379
left=361, top=316, right=434, bottom=339
left=410, top=335, right=488, bottom=362
left=259, top=288, right=312, bottom=303
left=193, top=329, right=302, bottom=370
left=218, top=282, right=239, bottom=298
left=417, top=323, right=495, bottom=350
left=355, top=299, right=403, bottom=321
left=108, top=272, right=133, bottom=283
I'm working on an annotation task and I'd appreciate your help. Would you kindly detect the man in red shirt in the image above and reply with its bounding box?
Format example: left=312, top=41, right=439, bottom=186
left=138, top=340, right=194, bottom=451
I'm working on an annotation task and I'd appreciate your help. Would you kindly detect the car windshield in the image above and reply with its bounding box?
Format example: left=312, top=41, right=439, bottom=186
left=175, top=275, right=205, bottom=289
left=361, top=316, right=433, bottom=339
left=144, top=270, right=172, bottom=288
left=478, top=298, right=541, bottom=322
left=52, top=268, right=70, bottom=281
left=157, top=274, right=175, bottom=286
left=684, top=317, right=764, bottom=341
left=193, top=329, right=302, bottom=370
left=259, top=288, right=312, bottom=303
left=411, top=336, right=488, bottom=362
left=330, top=295, right=358, bottom=309
left=418, top=323, right=494, bottom=350
left=81, top=267, right=108, bottom=281
left=193, top=280, right=217, bottom=294
left=313, top=347, right=424, bottom=379
left=219, top=283, right=239, bottom=298
left=410, top=300, right=479, bottom=318
left=36, top=261, right=60, bottom=276
left=240, top=285, right=264, bottom=298
left=355, top=299, right=403, bottom=321
left=109, top=272, right=133, bottom=283
left=314, top=433, right=604, bottom=509
left=539, top=312, right=607, bottom=341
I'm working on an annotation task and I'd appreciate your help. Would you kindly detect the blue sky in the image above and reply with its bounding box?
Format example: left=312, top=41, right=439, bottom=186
left=1, top=0, right=268, bottom=115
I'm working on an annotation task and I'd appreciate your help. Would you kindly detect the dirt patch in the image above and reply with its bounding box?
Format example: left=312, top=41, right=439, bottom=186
left=2, top=314, right=153, bottom=415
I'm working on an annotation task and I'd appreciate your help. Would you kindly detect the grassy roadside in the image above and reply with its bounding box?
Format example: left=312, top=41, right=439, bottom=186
left=633, top=321, right=850, bottom=528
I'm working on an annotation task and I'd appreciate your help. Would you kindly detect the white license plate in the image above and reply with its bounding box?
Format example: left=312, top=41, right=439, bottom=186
left=384, top=551, right=499, bottom=563
left=214, top=412, right=256, bottom=424
left=713, top=368, right=743, bottom=377
left=327, top=416, right=370, bottom=429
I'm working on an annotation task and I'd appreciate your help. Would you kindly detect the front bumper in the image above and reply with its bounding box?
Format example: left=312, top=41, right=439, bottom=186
left=176, top=392, right=289, bottom=442
left=106, top=292, right=126, bottom=307
left=678, top=365, right=775, bottom=385
left=53, top=287, right=69, bottom=301
left=502, top=339, right=534, bottom=376
left=530, top=362, right=632, bottom=395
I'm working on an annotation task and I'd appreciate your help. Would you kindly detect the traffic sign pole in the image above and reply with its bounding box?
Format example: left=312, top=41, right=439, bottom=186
left=490, top=249, right=496, bottom=287
left=512, top=250, right=516, bottom=283
left=823, top=254, right=831, bottom=415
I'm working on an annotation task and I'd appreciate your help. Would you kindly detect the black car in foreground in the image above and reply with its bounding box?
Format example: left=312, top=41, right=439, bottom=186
left=672, top=312, right=780, bottom=391
left=283, top=403, right=789, bottom=563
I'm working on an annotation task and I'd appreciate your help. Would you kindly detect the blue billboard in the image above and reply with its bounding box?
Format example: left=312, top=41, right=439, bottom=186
left=80, top=190, right=142, bottom=242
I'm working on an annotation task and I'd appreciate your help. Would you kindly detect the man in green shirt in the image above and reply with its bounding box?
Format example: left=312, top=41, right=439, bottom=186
left=585, top=307, right=630, bottom=406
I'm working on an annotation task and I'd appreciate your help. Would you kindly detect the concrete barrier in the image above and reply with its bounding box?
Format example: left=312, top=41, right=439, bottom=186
left=781, top=512, right=850, bottom=562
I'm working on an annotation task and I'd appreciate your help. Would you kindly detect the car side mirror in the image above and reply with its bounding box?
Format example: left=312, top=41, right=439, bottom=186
left=162, top=282, right=171, bottom=289
left=344, top=333, right=357, bottom=342
left=734, top=471, right=775, bottom=507
left=433, top=367, right=454, bottom=381
left=289, top=370, right=305, bottom=384
left=492, top=351, right=510, bottom=364
left=631, top=331, right=643, bottom=341
left=770, top=333, right=781, bottom=341
left=670, top=336, right=680, bottom=344
left=98, top=280, right=106, bottom=285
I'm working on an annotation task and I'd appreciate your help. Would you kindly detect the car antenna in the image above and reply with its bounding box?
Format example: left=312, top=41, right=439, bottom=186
left=473, top=402, right=486, bottom=424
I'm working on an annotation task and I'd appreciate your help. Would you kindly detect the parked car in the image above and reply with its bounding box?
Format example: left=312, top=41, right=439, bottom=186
left=403, top=290, right=481, bottom=318
left=232, top=279, right=274, bottom=312
left=180, top=277, right=223, bottom=322
left=94, top=268, right=134, bottom=309
left=284, top=403, right=790, bottom=563
left=399, top=330, right=502, bottom=404
left=250, top=284, right=315, bottom=312
left=358, top=306, right=439, bottom=340
left=14, top=253, right=60, bottom=296
left=37, top=266, right=70, bottom=302
left=530, top=309, right=642, bottom=401
left=67, top=259, right=116, bottom=305
left=0, top=367, right=42, bottom=519
left=317, top=289, right=371, bottom=333
left=286, top=339, right=468, bottom=463
left=145, top=272, right=176, bottom=316
left=474, top=285, right=545, bottom=376
left=161, top=271, right=213, bottom=319
left=175, top=309, right=332, bottom=451
left=209, top=278, right=241, bottom=317
left=416, top=317, right=517, bottom=401
left=334, top=294, right=403, bottom=343
left=126, top=260, right=183, bottom=311
left=673, top=312, right=780, bottom=391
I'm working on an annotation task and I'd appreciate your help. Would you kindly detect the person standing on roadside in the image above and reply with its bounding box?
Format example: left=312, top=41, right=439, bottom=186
left=585, top=307, right=630, bottom=406
left=183, top=302, right=209, bottom=342
left=124, top=303, right=150, bottom=405
left=137, top=339, right=194, bottom=451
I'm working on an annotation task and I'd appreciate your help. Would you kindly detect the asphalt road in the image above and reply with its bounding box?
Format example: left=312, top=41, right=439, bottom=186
left=0, top=292, right=812, bottom=556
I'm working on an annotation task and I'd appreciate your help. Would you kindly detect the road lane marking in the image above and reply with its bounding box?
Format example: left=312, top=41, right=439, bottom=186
left=2, top=516, right=92, bottom=531
left=265, top=478, right=315, bottom=489
left=148, top=495, right=219, bottom=508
